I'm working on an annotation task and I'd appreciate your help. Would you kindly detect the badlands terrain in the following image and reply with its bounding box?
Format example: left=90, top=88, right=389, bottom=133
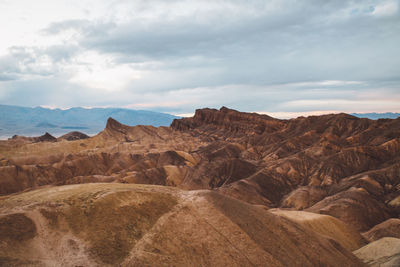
left=0, top=107, right=399, bottom=266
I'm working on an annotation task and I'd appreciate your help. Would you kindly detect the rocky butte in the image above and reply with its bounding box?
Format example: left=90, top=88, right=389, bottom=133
left=0, top=107, right=399, bottom=266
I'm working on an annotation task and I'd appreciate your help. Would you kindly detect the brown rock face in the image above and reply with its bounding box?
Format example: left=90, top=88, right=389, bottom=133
left=9, top=132, right=57, bottom=143
left=171, top=106, right=282, bottom=134
left=281, top=186, right=327, bottom=210
left=306, top=187, right=391, bottom=231
left=105, top=117, right=131, bottom=134
left=363, top=218, right=400, bottom=241
left=0, top=107, right=399, bottom=241
left=58, top=131, right=89, bottom=141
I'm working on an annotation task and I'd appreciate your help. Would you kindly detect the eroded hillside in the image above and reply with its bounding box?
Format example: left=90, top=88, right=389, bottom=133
left=0, top=183, right=363, bottom=266
left=1, top=107, right=399, bottom=265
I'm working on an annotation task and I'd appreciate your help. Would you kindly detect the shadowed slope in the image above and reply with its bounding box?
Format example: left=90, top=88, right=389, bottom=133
left=364, top=219, right=400, bottom=242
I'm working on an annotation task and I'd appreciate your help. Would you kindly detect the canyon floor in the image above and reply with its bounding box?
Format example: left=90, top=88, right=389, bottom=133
left=1, top=107, right=399, bottom=266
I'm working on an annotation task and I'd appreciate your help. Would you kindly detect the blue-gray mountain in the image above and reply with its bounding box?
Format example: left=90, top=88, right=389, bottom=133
left=0, top=104, right=178, bottom=138
left=352, top=113, right=400, bottom=120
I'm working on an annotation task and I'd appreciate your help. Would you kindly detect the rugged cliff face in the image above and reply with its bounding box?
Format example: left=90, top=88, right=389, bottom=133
left=171, top=106, right=283, bottom=135
left=170, top=107, right=400, bottom=231
left=0, top=107, right=399, bottom=265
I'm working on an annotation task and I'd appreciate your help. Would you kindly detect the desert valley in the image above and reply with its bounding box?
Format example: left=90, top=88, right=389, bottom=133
left=0, top=107, right=399, bottom=266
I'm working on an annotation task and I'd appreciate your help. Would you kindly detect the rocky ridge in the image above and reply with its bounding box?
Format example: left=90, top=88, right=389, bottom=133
left=0, top=106, right=399, bottom=265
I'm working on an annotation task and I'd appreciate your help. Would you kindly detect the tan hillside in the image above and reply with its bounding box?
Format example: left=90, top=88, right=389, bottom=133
left=354, top=237, right=400, bottom=266
left=0, top=183, right=363, bottom=266
left=270, top=209, right=367, bottom=251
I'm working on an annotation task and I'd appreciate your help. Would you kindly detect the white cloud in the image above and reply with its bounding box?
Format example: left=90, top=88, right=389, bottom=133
left=287, top=80, right=363, bottom=87
left=372, top=1, right=398, bottom=16
left=125, top=101, right=192, bottom=109
left=68, top=51, right=141, bottom=91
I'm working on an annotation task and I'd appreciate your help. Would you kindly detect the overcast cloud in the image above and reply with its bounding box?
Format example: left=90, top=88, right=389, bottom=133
left=0, top=0, right=399, bottom=117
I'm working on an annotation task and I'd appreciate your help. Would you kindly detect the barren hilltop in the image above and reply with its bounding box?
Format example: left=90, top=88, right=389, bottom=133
left=1, top=107, right=399, bottom=266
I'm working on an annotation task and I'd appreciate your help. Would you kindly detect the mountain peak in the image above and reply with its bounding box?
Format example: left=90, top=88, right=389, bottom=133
left=219, top=106, right=233, bottom=112
left=171, top=107, right=280, bottom=134
left=58, top=131, right=90, bottom=141
left=106, top=117, right=121, bottom=128
left=37, top=132, right=57, bottom=142
left=105, top=117, right=130, bottom=134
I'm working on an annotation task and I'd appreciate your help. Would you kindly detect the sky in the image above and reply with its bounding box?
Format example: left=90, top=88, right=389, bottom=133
left=0, top=0, right=399, bottom=118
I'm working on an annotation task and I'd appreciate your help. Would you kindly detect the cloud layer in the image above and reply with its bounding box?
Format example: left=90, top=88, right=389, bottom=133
left=0, top=0, right=399, bottom=116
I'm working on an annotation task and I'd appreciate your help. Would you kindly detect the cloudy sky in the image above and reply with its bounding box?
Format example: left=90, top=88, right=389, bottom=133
left=0, top=0, right=399, bottom=117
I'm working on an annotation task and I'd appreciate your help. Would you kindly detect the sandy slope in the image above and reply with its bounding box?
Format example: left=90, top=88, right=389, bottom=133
left=0, top=183, right=362, bottom=266
left=354, top=237, right=400, bottom=266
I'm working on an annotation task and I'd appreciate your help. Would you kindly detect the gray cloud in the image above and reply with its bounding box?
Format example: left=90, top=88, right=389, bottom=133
left=72, top=0, right=400, bottom=86
left=0, top=73, right=18, bottom=81
left=0, top=44, right=81, bottom=82
left=42, top=19, right=116, bottom=38
left=1, top=0, right=399, bottom=114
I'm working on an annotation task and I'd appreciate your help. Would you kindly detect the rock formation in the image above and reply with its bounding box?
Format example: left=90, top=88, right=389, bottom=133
left=8, top=132, right=57, bottom=143
left=354, top=237, right=400, bottom=266
left=363, top=218, right=400, bottom=241
left=0, top=106, right=399, bottom=265
left=58, top=131, right=90, bottom=141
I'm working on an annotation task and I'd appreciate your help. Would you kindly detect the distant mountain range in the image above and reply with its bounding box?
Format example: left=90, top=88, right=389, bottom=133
left=0, top=104, right=178, bottom=138
left=1, top=104, right=398, bottom=139
left=351, top=112, right=400, bottom=119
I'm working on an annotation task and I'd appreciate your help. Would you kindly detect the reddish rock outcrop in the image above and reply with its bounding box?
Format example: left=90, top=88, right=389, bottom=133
left=9, top=132, right=57, bottom=143
left=363, top=218, right=400, bottom=241
left=58, top=131, right=89, bottom=141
